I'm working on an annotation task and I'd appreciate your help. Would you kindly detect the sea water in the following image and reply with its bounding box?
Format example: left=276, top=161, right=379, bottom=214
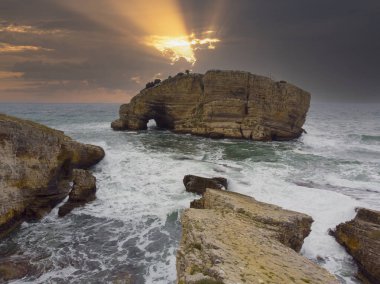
left=0, top=102, right=379, bottom=283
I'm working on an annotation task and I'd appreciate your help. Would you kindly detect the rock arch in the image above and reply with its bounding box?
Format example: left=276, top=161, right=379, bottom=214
left=112, top=70, right=311, bottom=141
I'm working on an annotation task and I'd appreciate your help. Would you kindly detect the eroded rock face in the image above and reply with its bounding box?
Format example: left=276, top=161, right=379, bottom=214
left=183, top=175, right=228, bottom=195
left=112, top=70, right=311, bottom=141
left=0, top=114, right=105, bottom=237
left=177, top=189, right=338, bottom=284
left=332, top=208, right=380, bottom=284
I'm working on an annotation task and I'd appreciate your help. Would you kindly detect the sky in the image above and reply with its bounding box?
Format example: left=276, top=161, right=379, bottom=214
left=0, top=0, right=379, bottom=103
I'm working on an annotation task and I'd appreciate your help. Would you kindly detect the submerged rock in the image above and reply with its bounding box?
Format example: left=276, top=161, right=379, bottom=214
left=0, top=114, right=105, bottom=237
left=183, top=175, right=228, bottom=195
left=112, top=70, right=311, bottom=141
left=177, top=189, right=338, bottom=284
left=0, top=257, right=37, bottom=282
left=332, top=208, right=380, bottom=284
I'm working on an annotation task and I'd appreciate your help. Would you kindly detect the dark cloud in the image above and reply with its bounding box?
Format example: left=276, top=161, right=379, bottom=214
left=0, top=0, right=379, bottom=102
left=191, top=0, right=380, bottom=102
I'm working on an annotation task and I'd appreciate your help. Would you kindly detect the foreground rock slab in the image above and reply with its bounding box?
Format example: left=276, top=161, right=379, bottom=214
left=177, top=189, right=338, bottom=284
left=112, top=70, right=311, bottom=141
left=332, top=208, right=380, bottom=284
left=0, top=114, right=105, bottom=237
left=183, top=175, right=228, bottom=195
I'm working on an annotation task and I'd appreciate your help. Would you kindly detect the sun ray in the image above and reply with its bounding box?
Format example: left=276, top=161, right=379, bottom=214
left=58, top=0, right=221, bottom=64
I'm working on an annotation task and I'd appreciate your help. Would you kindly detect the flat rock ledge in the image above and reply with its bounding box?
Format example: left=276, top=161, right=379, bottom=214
left=177, top=189, right=339, bottom=284
left=112, top=70, right=311, bottom=141
left=0, top=114, right=105, bottom=238
left=332, top=208, right=380, bottom=284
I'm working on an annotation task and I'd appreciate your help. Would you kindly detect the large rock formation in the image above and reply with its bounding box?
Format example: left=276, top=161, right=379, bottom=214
left=112, top=70, right=311, bottom=141
left=0, top=114, right=105, bottom=237
left=177, top=189, right=339, bottom=284
left=332, top=208, right=380, bottom=284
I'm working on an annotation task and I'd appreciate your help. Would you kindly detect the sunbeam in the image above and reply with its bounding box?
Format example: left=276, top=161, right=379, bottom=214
left=58, top=0, right=221, bottom=65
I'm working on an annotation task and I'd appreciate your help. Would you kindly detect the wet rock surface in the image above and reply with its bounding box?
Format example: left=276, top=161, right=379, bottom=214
left=0, top=256, right=38, bottom=282
left=332, top=208, right=380, bottom=284
left=0, top=114, right=105, bottom=237
left=183, top=175, right=228, bottom=195
left=112, top=70, right=311, bottom=141
left=177, top=189, right=339, bottom=284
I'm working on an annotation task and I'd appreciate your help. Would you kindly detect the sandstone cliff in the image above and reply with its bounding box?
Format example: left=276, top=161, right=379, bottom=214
left=332, top=208, right=380, bottom=284
left=177, top=189, right=338, bottom=284
left=112, top=70, right=311, bottom=141
left=0, top=114, right=105, bottom=237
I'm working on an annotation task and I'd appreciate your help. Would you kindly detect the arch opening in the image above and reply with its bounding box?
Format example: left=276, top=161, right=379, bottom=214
left=147, top=119, right=157, bottom=130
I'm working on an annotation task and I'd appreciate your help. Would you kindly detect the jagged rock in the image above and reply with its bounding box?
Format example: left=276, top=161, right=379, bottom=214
left=183, top=175, right=228, bottom=195
left=332, top=208, right=380, bottom=284
left=0, top=114, right=105, bottom=237
left=111, top=119, right=127, bottom=131
left=112, top=70, right=311, bottom=141
left=177, top=189, right=339, bottom=284
left=58, top=169, right=97, bottom=217
left=69, top=169, right=97, bottom=202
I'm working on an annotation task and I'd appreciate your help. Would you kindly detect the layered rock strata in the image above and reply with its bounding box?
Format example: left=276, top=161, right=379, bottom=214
left=0, top=114, right=105, bottom=237
left=177, top=189, right=339, bottom=284
left=112, top=70, right=311, bottom=141
left=332, top=208, right=380, bottom=284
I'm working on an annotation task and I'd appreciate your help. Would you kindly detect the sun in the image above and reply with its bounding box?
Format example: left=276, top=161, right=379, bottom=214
left=146, top=33, right=220, bottom=65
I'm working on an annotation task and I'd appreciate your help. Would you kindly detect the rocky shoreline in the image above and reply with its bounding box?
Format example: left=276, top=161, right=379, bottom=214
left=112, top=70, right=311, bottom=141
left=0, top=109, right=379, bottom=282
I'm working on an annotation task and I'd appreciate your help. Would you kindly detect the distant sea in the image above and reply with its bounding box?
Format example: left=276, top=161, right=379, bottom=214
left=0, top=102, right=379, bottom=283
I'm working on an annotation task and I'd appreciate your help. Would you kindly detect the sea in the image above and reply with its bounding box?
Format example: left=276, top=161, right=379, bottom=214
left=0, top=102, right=379, bottom=284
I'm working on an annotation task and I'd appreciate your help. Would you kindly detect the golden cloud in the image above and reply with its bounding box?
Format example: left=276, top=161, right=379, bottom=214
left=0, top=23, right=61, bottom=35
left=0, top=42, right=52, bottom=53
left=0, top=71, right=24, bottom=79
left=146, top=33, right=220, bottom=65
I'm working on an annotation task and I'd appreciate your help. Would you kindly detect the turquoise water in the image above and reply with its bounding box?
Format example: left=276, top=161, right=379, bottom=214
left=0, top=102, right=379, bottom=283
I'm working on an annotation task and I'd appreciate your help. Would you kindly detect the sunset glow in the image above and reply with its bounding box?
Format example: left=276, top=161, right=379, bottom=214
left=58, top=0, right=221, bottom=65
left=0, top=42, right=51, bottom=53
left=146, top=33, right=220, bottom=64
